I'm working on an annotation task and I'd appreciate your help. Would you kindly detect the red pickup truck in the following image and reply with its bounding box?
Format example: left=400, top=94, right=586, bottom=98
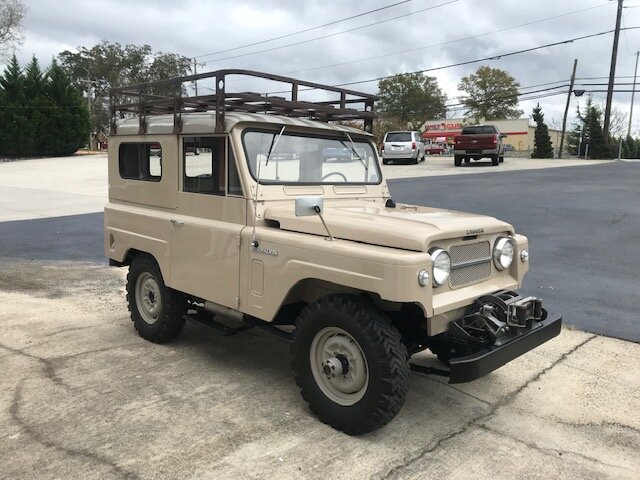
left=453, top=125, right=505, bottom=166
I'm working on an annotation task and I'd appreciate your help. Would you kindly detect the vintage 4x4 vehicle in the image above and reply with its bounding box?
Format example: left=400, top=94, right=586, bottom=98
left=106, top=70, right=561, bottom=435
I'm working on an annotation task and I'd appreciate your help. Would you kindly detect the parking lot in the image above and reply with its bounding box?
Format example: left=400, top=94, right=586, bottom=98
left=1, top=155, right=639, bottom=479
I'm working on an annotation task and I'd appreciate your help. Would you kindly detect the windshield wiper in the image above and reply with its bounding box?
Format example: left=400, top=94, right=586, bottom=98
left=341, top=132, right=368, bottom=173
left=265, top=125, right=286, bottom=166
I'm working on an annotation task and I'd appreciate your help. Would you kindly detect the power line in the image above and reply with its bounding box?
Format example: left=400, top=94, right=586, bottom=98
left=200, top=0, right=460, bottom=66
left=280, top=3, right=611, bottom=76
left=194, top=0, right=414, bottom=59
left=334, top=27, right=640, bottom=88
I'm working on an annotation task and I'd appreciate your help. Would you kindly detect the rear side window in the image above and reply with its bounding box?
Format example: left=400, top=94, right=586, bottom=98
left=385, top=132, right=411, bottom=142
left=119, top=143, right=162, bottom=181
left=461, top=126, right=497, bottom=135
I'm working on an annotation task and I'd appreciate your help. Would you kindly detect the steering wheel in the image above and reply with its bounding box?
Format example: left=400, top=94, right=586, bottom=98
left=322, top=171, right=348, bottom=182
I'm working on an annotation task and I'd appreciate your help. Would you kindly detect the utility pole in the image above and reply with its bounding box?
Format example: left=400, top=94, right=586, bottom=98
left=628, top=50, right=639, bottom=137
left=603, top=0, right=624, bottom=138
left=193, top=58, right=198, bottom=96
left=78, top=78, right=98, bottom=151
left=558, top=59, right=578, bottom=159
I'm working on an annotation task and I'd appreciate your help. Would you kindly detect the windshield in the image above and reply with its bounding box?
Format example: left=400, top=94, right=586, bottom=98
left=243, top=130, right=381, bottom=185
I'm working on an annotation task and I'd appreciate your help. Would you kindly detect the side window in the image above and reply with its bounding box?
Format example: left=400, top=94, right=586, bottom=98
left=228, top=146, right=243, bottom=196
left=183, top=136, right=225, bottom=195
left=119, top=143, right=162, bottom=181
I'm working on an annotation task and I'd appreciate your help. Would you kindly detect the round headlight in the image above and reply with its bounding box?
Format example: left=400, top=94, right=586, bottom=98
left=493, top=237, right=514, bottom=270
left=429, top=248, right=450, bottom=286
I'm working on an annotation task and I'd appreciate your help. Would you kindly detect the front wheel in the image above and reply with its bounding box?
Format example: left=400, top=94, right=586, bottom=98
left=291, top=295, right=410, bottom=435
left=126, top=254, right=187, bottom=343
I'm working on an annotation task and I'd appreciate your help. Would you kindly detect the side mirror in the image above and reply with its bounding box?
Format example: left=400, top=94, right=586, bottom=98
left=500, top=134, right=507, bottom=139
left=295, top=196, right=323, bottom=217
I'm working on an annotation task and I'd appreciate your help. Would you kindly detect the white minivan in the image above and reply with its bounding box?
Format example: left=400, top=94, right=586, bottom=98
left=381, top=130, right=425, bottom=165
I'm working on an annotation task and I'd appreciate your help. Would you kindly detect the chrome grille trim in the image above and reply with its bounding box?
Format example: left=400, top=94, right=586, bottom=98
left=449, top=241, right=491, bottom=288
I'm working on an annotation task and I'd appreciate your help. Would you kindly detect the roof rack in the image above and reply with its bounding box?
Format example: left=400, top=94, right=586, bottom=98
left=110, top=69, right=378, bottom=135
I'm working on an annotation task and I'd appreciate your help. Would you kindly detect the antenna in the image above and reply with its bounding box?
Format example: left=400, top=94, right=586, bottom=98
left=251, top=125, right=286, bottom=248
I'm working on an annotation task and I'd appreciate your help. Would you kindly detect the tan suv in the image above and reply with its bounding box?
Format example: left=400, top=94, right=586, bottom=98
left=106, top=70, right=561, bottom=435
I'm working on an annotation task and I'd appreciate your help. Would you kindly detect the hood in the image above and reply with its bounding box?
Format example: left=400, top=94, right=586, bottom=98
left=264, top=201, right=513, bottom=251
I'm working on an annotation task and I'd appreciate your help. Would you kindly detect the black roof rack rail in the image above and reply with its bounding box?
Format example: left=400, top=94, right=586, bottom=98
left=110, top=69, right=378, bottom=135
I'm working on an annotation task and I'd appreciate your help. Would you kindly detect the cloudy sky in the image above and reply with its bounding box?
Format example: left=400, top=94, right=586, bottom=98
left=7, top=0, right=640, bottom=130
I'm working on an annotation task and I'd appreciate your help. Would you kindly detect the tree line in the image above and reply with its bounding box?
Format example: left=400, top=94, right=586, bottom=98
left=0, top=56, right=90, bottom=157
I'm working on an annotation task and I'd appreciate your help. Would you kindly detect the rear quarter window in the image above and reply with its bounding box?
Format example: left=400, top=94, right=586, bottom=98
left=461, top=126, right=497, bottom=135
left=385, top=132, right=412, bottom=142
left=119, top=143, right=162, bottom=181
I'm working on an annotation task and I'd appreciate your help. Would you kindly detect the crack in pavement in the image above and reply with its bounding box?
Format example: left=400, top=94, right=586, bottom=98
left=554, top=418, right=640, bottom=437
left=9, top=381, right=140, bottom=480
left=479, top=424, right=635, bottom=473
left=0, top=342, right=69, bottom=389
left=377, top=335, right=598, bottom=480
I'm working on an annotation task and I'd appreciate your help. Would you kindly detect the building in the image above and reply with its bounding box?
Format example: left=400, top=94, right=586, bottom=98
left=420, top=118, right=562, bottom=153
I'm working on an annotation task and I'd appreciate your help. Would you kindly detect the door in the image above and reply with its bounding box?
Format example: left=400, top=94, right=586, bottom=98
left=169, top=135, right=246, bottom=309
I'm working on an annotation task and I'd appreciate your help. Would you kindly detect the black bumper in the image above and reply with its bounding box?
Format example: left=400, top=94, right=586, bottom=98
left=448, top=315, right=562, bottom=384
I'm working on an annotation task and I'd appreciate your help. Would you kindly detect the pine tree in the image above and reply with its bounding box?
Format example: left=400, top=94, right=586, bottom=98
left=0, top=55, right=90, bottom=157
left=0, top=54, right=30, bottom=156
left=44, top=60, right=90, bottom=156
left=531, top=103, right=554, bottom=158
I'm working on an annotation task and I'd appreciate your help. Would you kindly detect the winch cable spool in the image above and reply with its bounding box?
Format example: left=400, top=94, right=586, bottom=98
left=451, top=293, right=548, bottom=348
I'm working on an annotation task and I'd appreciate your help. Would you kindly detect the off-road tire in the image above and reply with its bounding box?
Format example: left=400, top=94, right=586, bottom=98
left=454, top=155, right=463, bottom=167
left=126, top=254, right=187, bottom=343
left=291, top=295, right=410, bottom=435
left=492, top=154, right=499, bottom=166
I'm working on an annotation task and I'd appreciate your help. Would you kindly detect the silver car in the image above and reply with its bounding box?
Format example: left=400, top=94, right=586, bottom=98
left=382, top=131, right=425, bottom=165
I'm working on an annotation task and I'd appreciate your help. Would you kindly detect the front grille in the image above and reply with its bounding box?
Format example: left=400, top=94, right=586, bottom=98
left=449, top=241, right=491, bottom=288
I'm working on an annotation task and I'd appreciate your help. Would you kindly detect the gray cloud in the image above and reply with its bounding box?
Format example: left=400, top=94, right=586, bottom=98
left=7, top=0, right=640, bottom=127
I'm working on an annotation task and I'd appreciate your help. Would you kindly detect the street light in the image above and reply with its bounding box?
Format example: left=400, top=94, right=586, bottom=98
left=573, top=89, right=586, bottom=97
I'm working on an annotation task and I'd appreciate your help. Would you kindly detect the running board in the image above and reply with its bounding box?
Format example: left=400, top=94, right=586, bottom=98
left=184, top=312, right=252, bottom=336
left=184, top=312, right=292, bottom=342
left=409, top=363, right=450, bottom=378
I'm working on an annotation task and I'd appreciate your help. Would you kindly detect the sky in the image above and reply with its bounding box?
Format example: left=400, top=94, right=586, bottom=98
left=6, top=0, right=640, bottom=131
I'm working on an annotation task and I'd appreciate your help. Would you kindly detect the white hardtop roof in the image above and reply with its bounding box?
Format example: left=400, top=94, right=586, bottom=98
left=114, top=112, right=371, bottom=137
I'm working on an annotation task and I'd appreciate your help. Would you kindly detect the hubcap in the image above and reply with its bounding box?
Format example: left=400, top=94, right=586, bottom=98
left=310, top=327, right=369, bottom=406
left=135, top=272, right=162, bottom=324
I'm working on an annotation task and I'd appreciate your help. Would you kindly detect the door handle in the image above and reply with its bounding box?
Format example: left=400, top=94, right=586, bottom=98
left=170, top=219, right=184, bottom=226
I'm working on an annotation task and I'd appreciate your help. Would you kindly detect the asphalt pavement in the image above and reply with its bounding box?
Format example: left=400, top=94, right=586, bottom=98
left=1, top=157, right=639, bottom=479
left=389, top=161, right=640, bottom=342
left=1, top=160, right=637, bottom=341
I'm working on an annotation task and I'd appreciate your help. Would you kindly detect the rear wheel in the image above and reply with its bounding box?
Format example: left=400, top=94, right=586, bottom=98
left=454, top=155, right=463, bottom=167
left=126, top=254, right=187, bottom=343
left=499, top=155, right=504, bottom=163
left=292, top=295, right=410, bottom=435
left=492, top=154, right=499, bottom=166
left=464, top=157, right=471, bottom=164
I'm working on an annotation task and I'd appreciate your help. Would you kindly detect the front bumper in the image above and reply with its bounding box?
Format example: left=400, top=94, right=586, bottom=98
left=449, top=315, right=562, bottom=383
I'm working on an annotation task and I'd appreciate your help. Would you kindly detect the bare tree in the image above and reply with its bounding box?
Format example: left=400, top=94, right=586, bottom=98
left=608, top=106, right=628, bottom=138
left=0, top=0, right=26, bottom=56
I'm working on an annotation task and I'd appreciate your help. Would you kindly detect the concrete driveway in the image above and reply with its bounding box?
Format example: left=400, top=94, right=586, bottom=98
left=0, top=155, right=638, bottom=479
